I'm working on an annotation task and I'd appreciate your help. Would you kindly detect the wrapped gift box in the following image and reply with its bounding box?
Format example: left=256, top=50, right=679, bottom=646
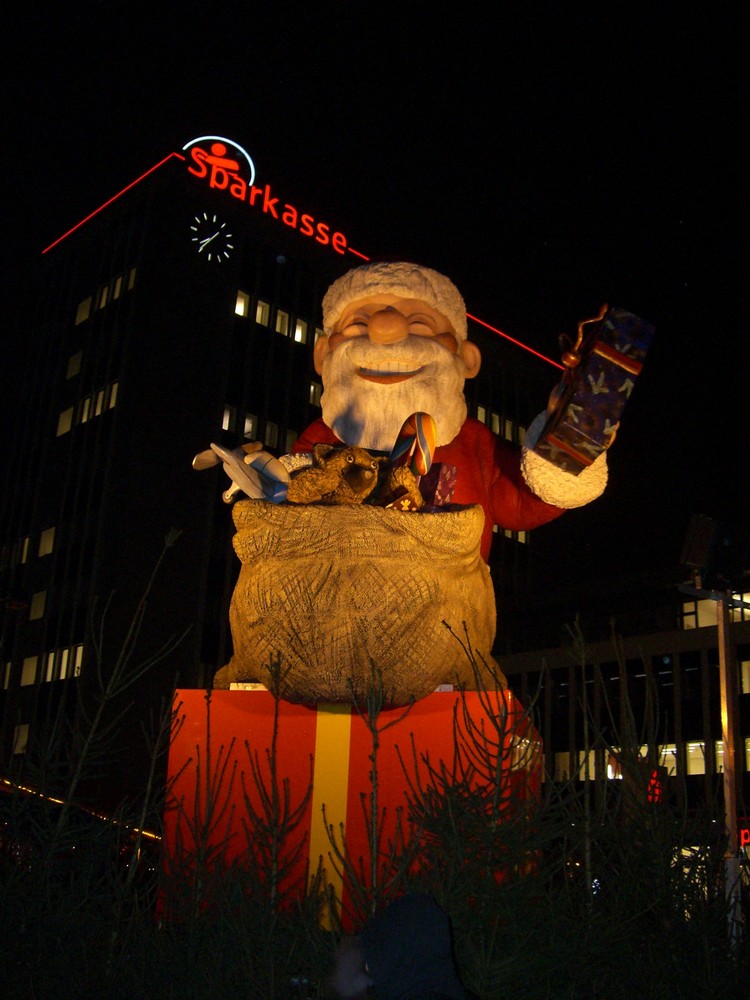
left=163, top=688, right=541, bottom=924
left=534, top=307, right=655, bottom=474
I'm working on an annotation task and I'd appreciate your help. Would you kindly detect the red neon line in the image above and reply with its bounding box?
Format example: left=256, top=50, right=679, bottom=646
left=42, top=152, right=186, bottom=254
left=467, top=312, right=563, bottom=369
left=42, top=151, right=560, bottom=368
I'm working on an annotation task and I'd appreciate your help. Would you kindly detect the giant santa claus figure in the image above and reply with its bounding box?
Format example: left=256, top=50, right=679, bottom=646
left=201, top=261, right=610, bottom=702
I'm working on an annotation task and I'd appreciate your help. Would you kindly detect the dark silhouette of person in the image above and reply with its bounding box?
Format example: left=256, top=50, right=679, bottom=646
left=329, top=892, right=470, bottom=999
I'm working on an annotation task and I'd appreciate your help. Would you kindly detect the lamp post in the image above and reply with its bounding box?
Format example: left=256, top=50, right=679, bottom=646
left=680, top=513, right=748, bottom=948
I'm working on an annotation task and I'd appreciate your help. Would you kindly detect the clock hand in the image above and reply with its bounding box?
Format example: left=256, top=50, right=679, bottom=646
left=199, top=232, right=220, bottom=250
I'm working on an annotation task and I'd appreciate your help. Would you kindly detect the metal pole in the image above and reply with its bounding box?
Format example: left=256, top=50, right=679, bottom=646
left=717, top=590, right=744, bottom=948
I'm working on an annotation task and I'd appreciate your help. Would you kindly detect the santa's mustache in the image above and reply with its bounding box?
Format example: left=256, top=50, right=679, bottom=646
left=342, top=335, right=458, bottom=373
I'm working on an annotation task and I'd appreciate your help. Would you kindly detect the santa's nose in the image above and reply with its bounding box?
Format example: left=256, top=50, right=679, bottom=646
left=367, top=307, right=409, bottom=344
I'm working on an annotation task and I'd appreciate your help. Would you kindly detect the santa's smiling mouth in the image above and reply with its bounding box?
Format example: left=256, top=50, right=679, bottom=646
left=357, top=365, right=426, bottom=384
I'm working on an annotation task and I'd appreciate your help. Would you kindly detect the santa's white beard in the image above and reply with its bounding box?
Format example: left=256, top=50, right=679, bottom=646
left=319, top=337, right=468, bottom=451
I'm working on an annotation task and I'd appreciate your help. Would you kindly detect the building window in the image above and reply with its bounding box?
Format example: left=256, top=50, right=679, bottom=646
left=38, top=527, right=55, bottom=557
left=477, top=404, right=486, bottom=423
left=57, top=407, right=74, bottom=436
left=45, top=651, right=56, bottom=683
left=19, top=536, right=29, bottom=565
left=309, top=382, right=322, bottom=407
left=284, top=429, right=298, bottom=452
left=127, top=267, right=137, bottom=290
left=294, top=319, right=308, bottom=344
left=243, top=413, right=258, bottom=439
left=222, top=405, right=236, bottom=432
left=255, top=300, right=270, bottom=326
left=113, top=274, right=123, bottom=300
left=314, top=327, right=324, bottom=344
left=503, top=528, right=527, bottom=544
left=2, top=662, right=10, bottom=689
left=66, top=351, right=82, bottom=379
left=235, top=290, right=250, bottom=317
left=75, top=297, right=92, bottom=325
left=264, top=421, right=279, bottom=449
left=12, top=723, right=29, bottom=755
left=21, top=656, right=38, bottom=686
left=109, top=381, right=118, bottom=409
left=29, top=591, right=46, bottom=621
left=98, top=285, right=109, bottom=310
left=275, top=310, right=290, bottom=336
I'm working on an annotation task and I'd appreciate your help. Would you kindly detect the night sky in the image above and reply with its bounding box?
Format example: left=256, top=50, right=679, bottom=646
left=4, top=4, right=747, bottom=595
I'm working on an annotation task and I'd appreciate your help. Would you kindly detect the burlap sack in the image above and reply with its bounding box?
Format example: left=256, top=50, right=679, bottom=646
left=214, top=500, right=502, bottom=705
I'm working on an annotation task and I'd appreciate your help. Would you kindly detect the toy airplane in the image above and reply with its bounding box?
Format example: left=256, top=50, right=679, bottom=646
left=192, top=442, right=290, bottom=503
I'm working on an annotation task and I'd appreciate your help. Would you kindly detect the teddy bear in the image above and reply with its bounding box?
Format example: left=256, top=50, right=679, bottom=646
left=286, top=443, right=385, bottom=506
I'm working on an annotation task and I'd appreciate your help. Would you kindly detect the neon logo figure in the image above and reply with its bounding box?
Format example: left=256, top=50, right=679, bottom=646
left=183, top=136, right=256, bottom=187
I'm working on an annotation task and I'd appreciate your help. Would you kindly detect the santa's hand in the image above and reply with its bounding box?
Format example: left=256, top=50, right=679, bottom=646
left=192, top=442, right=290, bottom=503
left=520, top=412, right=608, bottom=509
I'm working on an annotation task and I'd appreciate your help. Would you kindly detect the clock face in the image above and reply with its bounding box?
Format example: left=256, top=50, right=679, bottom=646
left=190, top=212, right=235, bottom=262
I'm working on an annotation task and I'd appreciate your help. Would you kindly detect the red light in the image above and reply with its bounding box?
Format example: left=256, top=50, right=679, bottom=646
left=646, top=767, right=663, bottom=804
left=467, top=312, right=563, bottom=369
left=42, top=152, right=186, bottom=254
left=42, top=148, right=561, bottom=369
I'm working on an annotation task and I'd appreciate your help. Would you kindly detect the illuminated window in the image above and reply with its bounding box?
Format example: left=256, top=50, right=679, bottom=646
left=109, top=381, right=118, bottom=408
left=243, top=413, right=258, bottom=439
left=29, top=591, right=46, bottom=621
left=490, top=412, right=500, bottom=435
left=477, top=405, right=486, bottom=423
left=235, top=290, right=250, bottom=317
left=12, top=723, right=29, bottom=755
left=275, top=310, right=290, bottom=336
left=72, top=644, right=83, bottom=678
left=503, top=528, right=527, bottom=544
left=2, top=662, right=10, bottom=689
left=21, top=656, right=38, bottom=686
left=742, top=660, right=750, bottom=695
left=75, top=297, right=92, bottom=325
left=222, top=405, right=236, bottom=432
left=255, top=300, right=270, bottom=325
left=294, top=319, right=308, bottom=344
left=127, top=267, right=137, bottom=290
left=19, top=536, right=29, bottom=565
left=314, top=327, right=324, bottom=344
left=98, top=285, right=109, bottom=310
left=45, top=651, right=56, bottom=682
left=309, top=382, right=322, bottom=407
left=113, top=274, right=123, bottom=300
left=57, top=407, right=74, bottom=436
left=66, top=351, right=82, bottom=379
left=503, top=418, right=515, bottom=441
left=264, top=421, right=279, bottom=448
left=95, top=389, right=105, bottom=417
left=80, top=397, right=91, bottom=424
left=38, top=527, right=55, bottom=557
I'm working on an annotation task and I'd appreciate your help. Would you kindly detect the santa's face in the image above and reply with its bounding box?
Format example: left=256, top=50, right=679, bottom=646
left=314, top=294, right=481, bottom=452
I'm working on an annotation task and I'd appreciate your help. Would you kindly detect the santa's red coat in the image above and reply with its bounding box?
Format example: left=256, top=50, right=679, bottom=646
left=293, top=417, right=564, bottom=562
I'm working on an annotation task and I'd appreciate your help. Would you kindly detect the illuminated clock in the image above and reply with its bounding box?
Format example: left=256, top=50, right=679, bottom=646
left=190, top=212, right=235, bottom=262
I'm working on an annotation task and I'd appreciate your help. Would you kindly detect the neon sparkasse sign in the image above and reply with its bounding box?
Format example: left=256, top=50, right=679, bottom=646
left=183, top=136, right=350, bottom=256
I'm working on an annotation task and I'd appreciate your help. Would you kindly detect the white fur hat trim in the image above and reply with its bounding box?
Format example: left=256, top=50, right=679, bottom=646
left=322, top=261, right=468, bottom=340
left=521, top=412, right=609, bottom=508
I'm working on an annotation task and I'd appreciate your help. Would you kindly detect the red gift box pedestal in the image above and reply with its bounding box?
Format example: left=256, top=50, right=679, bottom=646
left=163, top=688, right=541, bottom=925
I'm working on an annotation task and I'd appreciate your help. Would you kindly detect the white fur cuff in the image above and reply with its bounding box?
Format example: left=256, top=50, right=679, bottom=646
left=521, top=412, right=608, bottom=509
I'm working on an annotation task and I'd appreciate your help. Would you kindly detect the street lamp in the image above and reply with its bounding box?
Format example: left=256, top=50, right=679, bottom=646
left=680, top=513, right=748, bottom=949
